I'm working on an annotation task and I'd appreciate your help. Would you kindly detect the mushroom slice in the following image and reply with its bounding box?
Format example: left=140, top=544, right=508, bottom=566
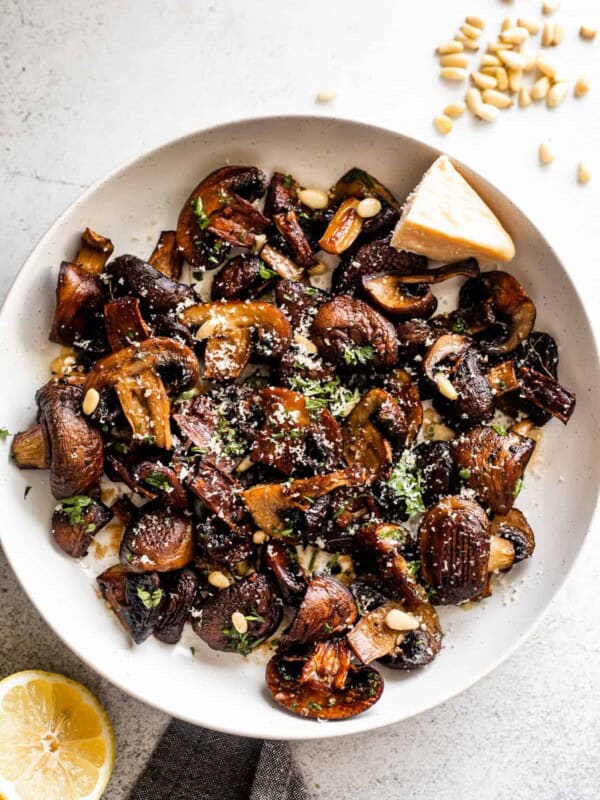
left=275, top=280, right=328, bottom=330
left=180, top=301, right=292, bottom=381
left=282, top=574, right=358, bottom=648
left=49, top=262, right=107, bottom=350
left=119, top=508, right=194, bottom=572
left=198, top=514, right=254, bottom=567
left=264, top=541, right=308, bottom=605
left=382, top=368, right=423, bottom=448
left=243, top=465, right=369, bottom=537
left=75, top=228, right=114, bottom=275
left=132, top=461, right=188, bottom=510
left=154, top=568, right=198, bottom=645
left=362, top=274, right=437, bottom=319
left=97, top=565, right=165, bottom=644
left=379, top=600, right=443, bottom=670
left=419, top=496, right=491, bottom=604
left=274, top=211, right=318, bottom=269
left=486, top=359, right=519, bottom=396
left=191, top=573, right=282, bottom=654
left=266, top=639, right=383, bottom=720
left=210, top=254, right=271, bottom=301
left=490, top=508, right=535, bottom=562
left=106, top=255, right=197, bottom=315
left=83, top=337, right=199, bottom=449
left=260, top=244, right=304, bottom=281
left=177, top=166, right=268, bottom=265
left=479, top=271, right=536, bottom=355
left=264, top=171, right=302, bottom=217
left=319, top=198, right=364, bottom=255
left=104, top=297, right=150, bottom=351
left=342, top=389, right=394, bottom=479
left=422, top=333, right=472, bottom=382
left=52, top=496, right=112, bottom=558
left=187, top=461, right=249, bottom=530
left=414, top=441, right=458, bottom=506
left=311, top=295, right=399, bottom=369
left=517, top=366, right=576, bottom=425
left=331, top=167, right=399, bottom=209
left=451, top=425, right=535, bottom=515
left=147, top=230, right=183, bottom=280
left=332, top=238, right=426, bottom=296
left=16, top=380, right=105, bottom=499
left=346, top=602, right=407, bottom=663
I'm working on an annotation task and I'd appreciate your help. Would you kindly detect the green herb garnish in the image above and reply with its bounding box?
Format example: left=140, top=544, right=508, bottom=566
left=24, top=486, right=32, bottom=499
left=142, top=472, right=173, bottom=493
left=136, top=587, right=164, bottom=609
left=282, top=174, right=294, bottom=189
left=459, top=468, right=471, bottom=480
left=450, top=316, right=470, bottom=334
left=343, top=344, right=374, bottom=366
left=191, top=196, right=211, bottom=230
left=245, top=609, right=265, bottom=623
left=0, top=428, right=9, bottom=440
left=288, top=375, right=359, bottom=418
left=60, top=495, right=92, bottom=525
left=491, top=422, right=507, bottom=436
left=387, top=451, right=425, bottom=517
left=308, top=548, right=319, bottom=572
left=513, top=477, right=523, bottom=498
left=259, top=263, right=278, bottom=280
left=326, top=553, right=340, bottom=571
left=378, top=526, right=405, bottom=542
left=307, top=701, right=322, bottom=712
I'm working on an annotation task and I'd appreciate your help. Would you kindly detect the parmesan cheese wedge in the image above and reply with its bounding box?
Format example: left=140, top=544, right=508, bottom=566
left=391, top=155, right=515, bottom=262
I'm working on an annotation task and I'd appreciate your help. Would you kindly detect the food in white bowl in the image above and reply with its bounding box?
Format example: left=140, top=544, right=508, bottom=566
left=8, top=147, right=577, bottom=723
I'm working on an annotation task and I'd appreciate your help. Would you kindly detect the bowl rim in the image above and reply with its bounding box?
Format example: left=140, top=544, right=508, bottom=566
left=2, top=114, right=599, bottom=740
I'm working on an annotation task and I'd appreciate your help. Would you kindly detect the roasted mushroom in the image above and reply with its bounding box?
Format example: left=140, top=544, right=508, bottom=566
left=362, top=275, right=437, bottom=319
left=191, top=573, right=282, bottom=654
left=330, top=167, right=399, bottom=209
left=210, top=254, right=272, bottom=301
left=132, top=461, right=188, bottom=510
left=49, top=262, right=107, bottom=351
left=12, top=379, right=104, bottom=499
left=187, top=461, right=249, bottom=530
left=379, top=600, right=443, bottom=670
left=197, top=514, right=254, bottom=567
left=119, top=508, right=194, bottom=572
left=75, top=228, right=114, bottom=275
left=490, top=508, right=535, bottom=562
left=414, top=440, right=458, bottom=506
left=97, top=565, right=165, bottom=644
left=52, top=496, right=112, bottom=558
left=451, top=425, right=535, bottom=514
left=148, top=230, right=183, bottom=281
left=311, top=295, right=398, bottom=369
left=346, top=602, right=416, bottom=663
left=517, top=366, right=576, bottom=425
left=264, top=540, right=308, bottom=605
left=180, top=301, right=292, bottom=381
left=266, top=638, right=383, bottom=720
left=104, top=297, right=150, bottom=351
left=282, top=574, right=358, bottom=648
left=154, top=568, right=198, bottom=644
left=106, top=255, right=197, bottom=314
left=332, top=238, right=426, bottom=296
left=274, top=210, right=317, bottom=268
left=342, top=389, right=394, bottom=479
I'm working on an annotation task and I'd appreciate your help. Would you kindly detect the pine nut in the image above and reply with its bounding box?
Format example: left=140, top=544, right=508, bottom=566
left=440, top=53, right=469, bottom=68
left=501, top=18, right=514, bottom=32
left=531, top=76, right=551, bottom=100
left=455, top=33, right=480, bottom=51
left=208, top=570, right=231, bottom=589
left=546, top=81, right=568, bottom=108
left=385, top=608, right=420, bottom=632
left=434, top=114, right=453, bottom=135
left=536, top=55, right=557, bottom=79
left=578, top=163, right=591, bottom=185
left=356, top=197, right=382, bottom=218
left=460, top=23, right=482, bottom=39
left=476, top=103, right=499, bottom=122
left=498, top=49, right=526, bottom=70
left=472, top=71, right=497, bottom=90
left=518, top=18, right=540, bottom=34
left=82, top=388, right=100, bottom=415
left=231, top=611, right=248, bottom=634
left=465, top=87, right=483, bottom=114
left=483, top=67, right=509, bottom=91
left=316, top=90, right=336, bottom=102
left=542, top=22, right=555, bottom=46
left=466, top=16, right=485, bottom=30
left=508, top=69, right=522, bottom=92
left=552, top=24, right=564, bottom=45
left=252, top=530, right=268, bottom=544
left=539, top=142, right=555, bottom=165
left=440, top=67, right=468, bottom=81
left=488, top=41, right=513, bottom=53
left=580, top=26, right=597, bottom=41
left=236, top=454, right=254, bottom=473
left=542, top=0, right=560, bottom=13
left=483, top=89, right=513, bottom=108
left=308, top=261, right=328, bottom=276
left=482, top=54, right=501, bottom=67
left=519, top=86, right=532, bottom=107
left=501, top=26, right=529, bottom=44
left=294, top=332, right=318, bottom=353
left=574, top=77, right=590, bottom=97
left=252, top=234, right=267, bottom=253
left=437, top=40, right=464, bottom=54
left=435, top=372, right=459, bottom=399
left=520, top=50, right=537, bottom=72
left=444, top=101, right=466, bottom=118
left=297, top=188, right=329, bottom=210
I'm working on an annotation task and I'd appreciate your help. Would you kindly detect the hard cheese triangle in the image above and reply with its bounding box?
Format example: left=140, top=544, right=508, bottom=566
left=391, top=155, right=515, bottom=263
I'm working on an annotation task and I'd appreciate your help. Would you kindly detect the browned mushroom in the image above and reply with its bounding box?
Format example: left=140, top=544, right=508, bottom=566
left=346, top=602, right=408, bottom=663
left=490, top=508, right=535, bottom=562
left=382, top=368, right=423, bottom=448
left=104, top=297, right=150, bottom=351
left=180, top=301, right=292, bottom=381
left=49, top=262, right=107, bottom=350
left=379, top=600, right=443, bottom=670
left=311, top=296, right=399, bottom=369
left=97, top=565, right=165, bottom=644
left=274, top=280, right=328, bottom=330
left=132, top=462, right=188, bottom=510
left=106, top=255, right=197, bottom=314
left=470, top=271, right=537, bottom=355
left=12, top=379, right=104, bottom=499
left=187, top=461, right=249, bottom=530
left=259, top=244, right=304, bottom=281
left=154, top=568, right=198, bottom=644
left=451, top=425, right=535, bottom=514
left=342, top=389, right=394, bottom=479
left=331, top=168, right=399, bottom=209
left=243, top=465, right=369, bottom=538
left=148, top=230, right=183, bottom=280
left=52, top=496, right=112, bottom=558
left=319, top=199, right=364, bottom=254
left=486, top=359, right=520, bottom=395
left=177, top=166, right=269, bottom=267
left=282, top=574, right=357, bottom=648
left=414, top=440, right=458, bottom=506
left=332, top=238, right=426, bottom=296
left=362, top=275, right=437, bottom=319
left=119, top=508, right=194, bottom=572
left=210, top=254, right=272, bottom=301
left=266, top=638, right=383, bottom=720
left=197, top=514, right=254, bottom=567
left=264, top=540, right=308, bottom=605
left=83, top=337, right=199, bottom=449
left=264, top=172, right=302, bottom=217
left=274, top=211, right=318, bottom=268
left=75, top=228, right=114, bottom=275
left=517, top=366, right=576, bottom=425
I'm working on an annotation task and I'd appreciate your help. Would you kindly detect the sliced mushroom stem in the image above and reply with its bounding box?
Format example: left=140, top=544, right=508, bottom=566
left=486, top=359, right=519, bottom=395
left=11, top=425, right=50, bottom=469
left=75, top=228, right=114, bottom=275
left=148, top=230, right=183, bottom=280
left=319, top=198, right=363, bottom=254
left=488, top=534, right=516, bottom=572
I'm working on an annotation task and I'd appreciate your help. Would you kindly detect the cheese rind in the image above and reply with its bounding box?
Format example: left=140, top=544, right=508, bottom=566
left=391, top=155, right=515, bottom=263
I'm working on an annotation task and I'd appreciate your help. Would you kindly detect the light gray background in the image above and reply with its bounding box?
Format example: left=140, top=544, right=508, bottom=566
left=1, top=1, right=599, bottom=798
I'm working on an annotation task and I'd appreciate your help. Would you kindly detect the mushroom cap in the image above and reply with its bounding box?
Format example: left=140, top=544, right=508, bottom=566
left=154, top=569, right=198, bottom=645
left=52, top=497, right=112, bottom=558
left=281, top=574, right=358, bottom=648
left=379, top=600, right=443, bottom=670
left=490, top=508, right=535, bottom=562
left=119, top=508, right=194, bottom=573
left=96, top=566, right=165, bottom=644
left=362, top=274, right=437, bottom=319
left=106, top=255, right=198, bottom=314
left=332, top=238, right=425, bottom=296
left=264, top=540, right=308, bottom=605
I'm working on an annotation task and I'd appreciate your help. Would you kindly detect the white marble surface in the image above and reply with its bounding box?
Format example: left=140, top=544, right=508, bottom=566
left=1, top=0, right=599, bottom=798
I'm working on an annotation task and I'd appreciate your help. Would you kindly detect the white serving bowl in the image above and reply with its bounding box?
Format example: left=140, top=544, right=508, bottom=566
left=0, top=116, right=598, bottom=740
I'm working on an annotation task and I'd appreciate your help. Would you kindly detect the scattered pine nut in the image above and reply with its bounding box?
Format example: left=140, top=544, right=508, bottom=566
left=465, top=87, right=484, bottom=114
left=520, top=50, right=537, bottom=72
left=553, top=23, right=565, bottom=45
left=483, top=89, right=514, bottom=108
left=519, top=86, right=532, bottom=107
left=475, top=103, right=499, bottom=122
left=455, top=33, right=480, bottom=51
left=308, top=261, right=328, bottom=276
left=472, top=71, right=497, bottom=90
left=208, top=570, right=231, bottom=589
left=440, top=53, right=470, bottom=68
left=297, top=188, right=329, bottom=209
left=531, top=75, right=551, bottom=100
left=508, top=68, right=522, bottom=92
left=357, top=197, right=382, bottom=218
left=498, top=49, right=526, bottom=70
left=578, top=162, right=591, bottom=184
left=574, top=77, right=590, bottom=97
left=487, top=40, right=513, bottom=53
left=316, top=90, right=336, bottom=102
left=482, top=54, right=502, bottom=67
left=252, top=234, right=267, bottom=253
left=252, top=530, right=268, bottom=544
left=231, top=611, right=248, bottom=635
left=518, top=18, right=540, bottom=34
left=460, top=22, right=482, bottom=39
left=385, top=608, right=420, bottom=632
left=501, top=26, right=530, bottom=44
left=539, top=142, right=555, bottom=165
left=434, top=114, right=453, bottom=135
left=440, top=67, right=468, bottom=81
left=542, top=22, right=555, bottom=46
left=536, top=55, right=558, bottom=79
left=483, top=66, right=509, bottom=91
left=465, top=16, right=485, bottom=30
left=579, top=26, right=597, bottom=41
left=546, top=80, right=569, bottom=108
left=293, top=332, right=318, bottom=353
left=236, top=455, right=254, bottom=473
left=501, top=18, right=514, bottom=32
left=437, top=40, right=464, bottom=54
left=542, top=0, right=560, bottom=13
left=82, top=388, right=100, bottom=415
left=444, top=101, right=466, bottom=118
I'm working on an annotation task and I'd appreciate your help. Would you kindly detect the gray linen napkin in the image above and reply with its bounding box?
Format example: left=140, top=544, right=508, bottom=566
left=128, top=719, right=310, bottom=800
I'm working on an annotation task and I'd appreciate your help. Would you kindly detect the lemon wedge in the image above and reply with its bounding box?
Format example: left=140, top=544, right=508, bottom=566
left=0, top=670, right=115, bottom=800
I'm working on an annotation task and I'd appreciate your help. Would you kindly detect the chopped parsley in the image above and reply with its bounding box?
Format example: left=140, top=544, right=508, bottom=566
left=0, top=428, right=9, bottom=440
left=245, top=609, right=265, bottom=623
left=406, top=560, right=420, bottom=579
left=387, top=451, right=425, bottom=517
left=303, top=287, right=319, bottom=296
left=491, top=422, right=507, bottom=436
left=60, top=495, right=92, bottom=525
left=143, top=472, right=173, bottom=493
left=277, top=528, right=294, bottom=538
left=223, top=626, right=266, bottom=656
left=288, top=375, right=359, bottom=418
left=378, top=526, right=405, bottom=542
left=259, top=263, right=278, bottom=280
left=513, top=477, right=523, bottom=498
left=177, top=389, right=197, bottom=401
left=322, top=622, right=333, bottom=633
left=450, top=316, right=470, bottom=335
left=215, top=412, right=246, bottom=458
left=343, top=344, right=374, bottom=366
left=136, top=586, right=164, bottom=609
left=24, top=486, right=32, bottom=499
left=282, top=174, right=294, bottom=189
left=459, top=468, right=471, bottom=480
left=307, top=701, right=322, bottom=712
left=84, top=523, right=96, bottom=534
left=191, top=196, right=211, bottom=230
left=326, top=553, right=340, bottom=571
left=308, top=548, right=319, bottom=572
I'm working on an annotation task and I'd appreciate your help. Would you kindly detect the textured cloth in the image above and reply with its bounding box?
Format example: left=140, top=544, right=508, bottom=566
left=128, top=719, right=310, bottom=800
